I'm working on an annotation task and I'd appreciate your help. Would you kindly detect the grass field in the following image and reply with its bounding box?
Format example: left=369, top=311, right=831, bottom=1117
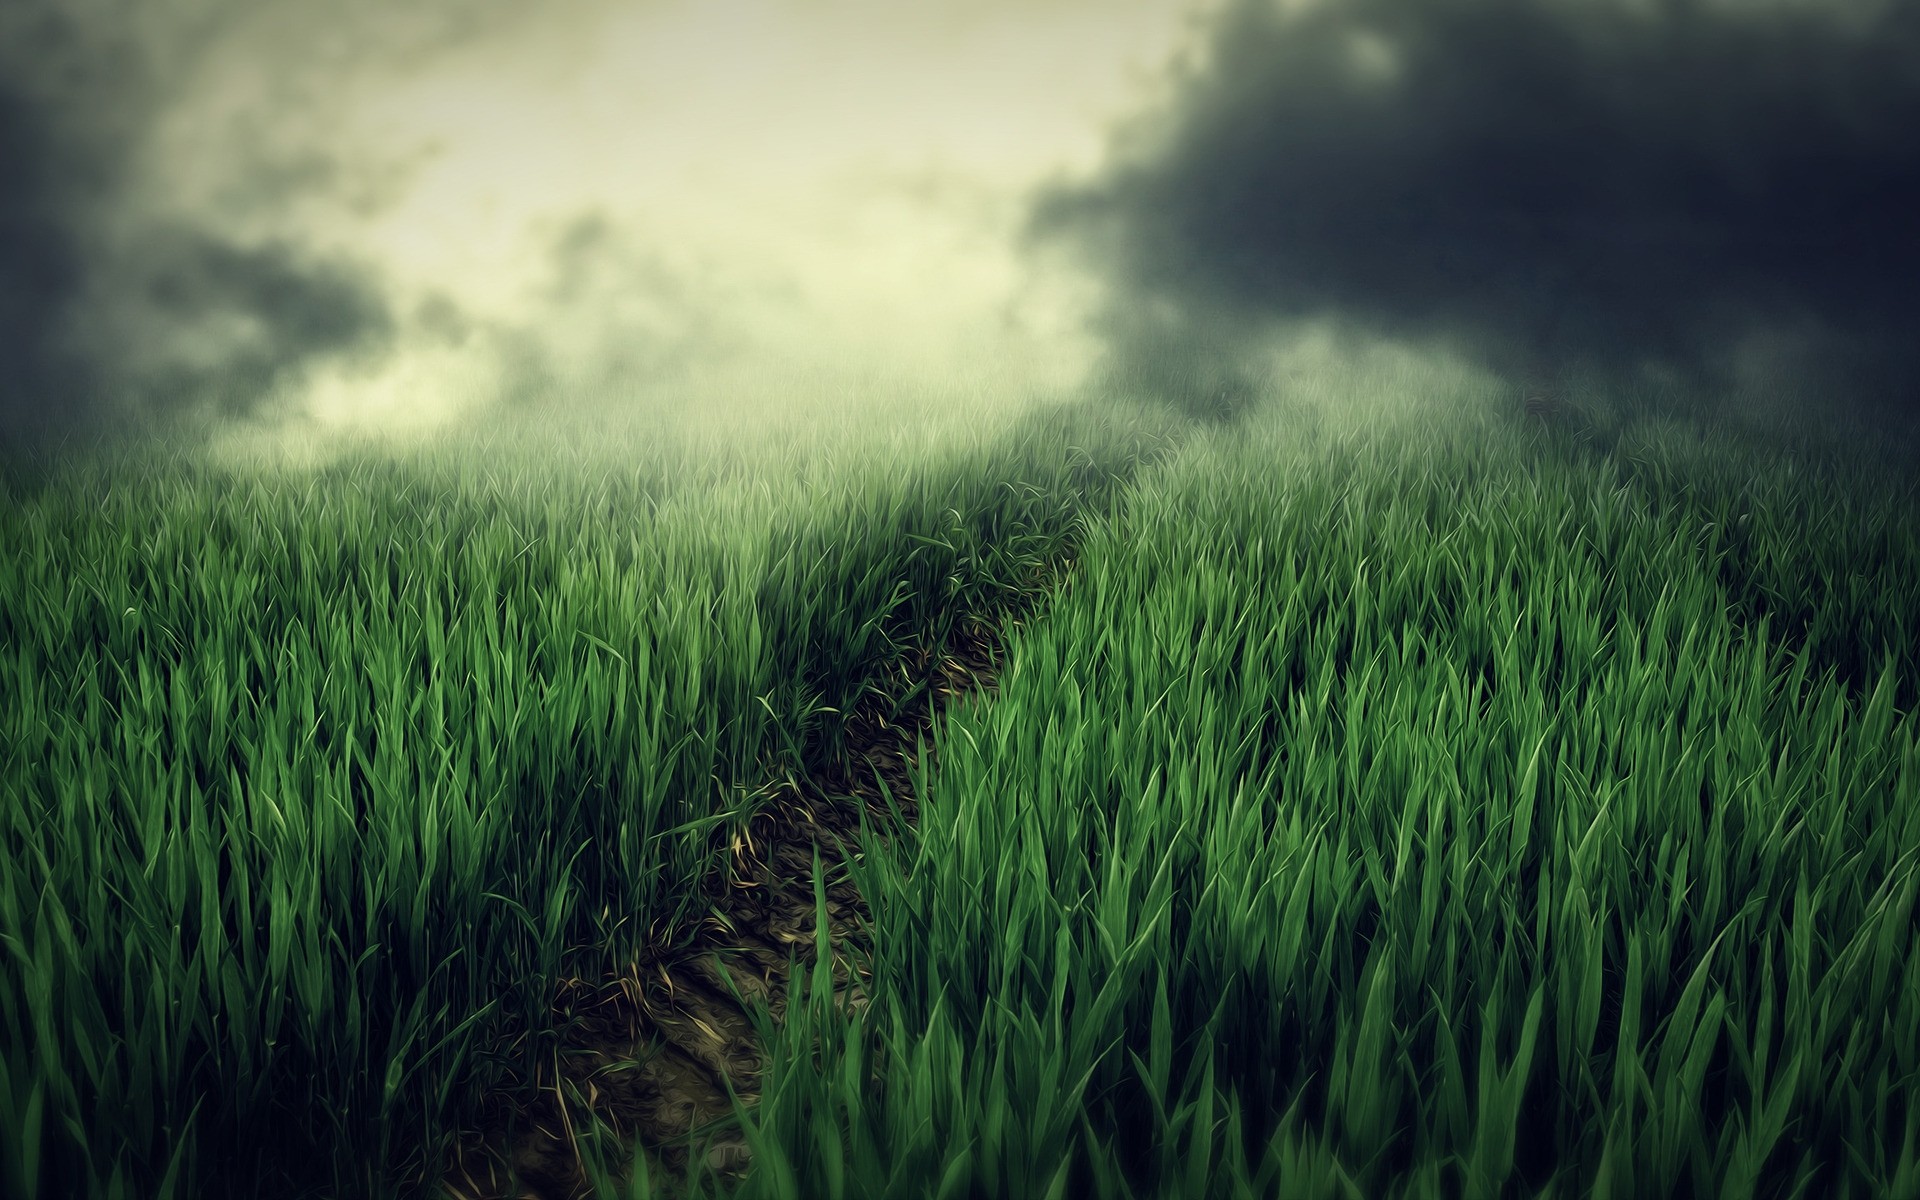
left=725, top=384, right=1920, bottom=1200
left=3, top=367, right=1917, bottom=1198
left=0, top=401, right=1180, bottom=1198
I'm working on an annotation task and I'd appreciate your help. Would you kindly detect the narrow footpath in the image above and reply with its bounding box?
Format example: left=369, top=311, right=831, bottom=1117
left=439, top=562, right=1069, bottom=1199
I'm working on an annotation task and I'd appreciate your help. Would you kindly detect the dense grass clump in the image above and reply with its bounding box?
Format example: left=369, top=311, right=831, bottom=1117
left=729, top=392, right=1920, bottom=1198
left=0, top=400, right=1179, bottom=1199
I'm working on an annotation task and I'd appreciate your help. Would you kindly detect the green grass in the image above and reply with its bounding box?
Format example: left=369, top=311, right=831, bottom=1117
left=715, top=386, right=1920, bottom=1199
left=0, top=399, right=1179, bottom=1199
left=5, top=367, right=1918, bottom=1199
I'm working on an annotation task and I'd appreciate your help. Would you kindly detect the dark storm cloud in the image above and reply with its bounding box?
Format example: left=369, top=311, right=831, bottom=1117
left=101, top=229, right=396, bottom=422
left=1033, top=0, right=1920, bottom=423
left=0, top=0, right=546, bottom=450
left=0, top=81, right=92, bottom=444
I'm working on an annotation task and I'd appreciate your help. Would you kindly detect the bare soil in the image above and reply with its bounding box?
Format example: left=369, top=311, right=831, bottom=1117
left=439, top=571, right=1062, bottom=1199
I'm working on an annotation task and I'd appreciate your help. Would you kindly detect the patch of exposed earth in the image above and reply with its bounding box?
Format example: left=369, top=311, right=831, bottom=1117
left=439, top=570, right=1063, bottom=1199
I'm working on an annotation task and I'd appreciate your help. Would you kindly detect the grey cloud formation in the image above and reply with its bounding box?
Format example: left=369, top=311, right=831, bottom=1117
left=88, top=229, right=396, bottom=424
left=1032, top=0, right=1920, bottom=428
left=0, top=81, right=91, bottom=445
left=0, top=0, right=550, bottom=450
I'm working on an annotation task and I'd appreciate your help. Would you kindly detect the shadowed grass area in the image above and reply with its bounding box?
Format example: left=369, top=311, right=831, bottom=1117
left=0, top=399, right=1181, bottom=1199
left=712, top=389, right=1920, bottom=1199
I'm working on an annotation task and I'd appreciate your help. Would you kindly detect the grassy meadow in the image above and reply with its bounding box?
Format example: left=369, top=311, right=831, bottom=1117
left=0, top=401, right=1180, bottom=1198
left=3, top=363, right=1918, bottom=1199
left=717, top=374, right=1920, bottom=1199
left=721, top=384, right=1920, bottom=1198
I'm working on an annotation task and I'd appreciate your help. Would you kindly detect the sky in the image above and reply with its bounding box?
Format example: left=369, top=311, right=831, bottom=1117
left=1036, top=0, right=1920, bottom=433
left=3, top=0, right=1918, bottom=455
left=0, top=0, right=1210, bottom=452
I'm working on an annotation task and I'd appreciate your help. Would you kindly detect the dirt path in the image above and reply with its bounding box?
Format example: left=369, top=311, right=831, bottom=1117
left=439, top=572, right=1061, bottom=1199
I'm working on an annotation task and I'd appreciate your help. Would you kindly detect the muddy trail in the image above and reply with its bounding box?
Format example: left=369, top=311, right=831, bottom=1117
left=439, top=564, right=1066, bottom=1199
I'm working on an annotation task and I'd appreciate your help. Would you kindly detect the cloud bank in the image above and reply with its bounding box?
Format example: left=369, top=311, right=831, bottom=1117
left=1032, top=0, right=1920, bottom=428
left=0, top=0, right=536, bottom=447
left=0, top=0, right=1202, bottom=455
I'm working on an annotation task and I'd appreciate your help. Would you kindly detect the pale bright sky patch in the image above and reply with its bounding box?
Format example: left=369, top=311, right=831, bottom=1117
left=131, top=0, right=1217, bottom=443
